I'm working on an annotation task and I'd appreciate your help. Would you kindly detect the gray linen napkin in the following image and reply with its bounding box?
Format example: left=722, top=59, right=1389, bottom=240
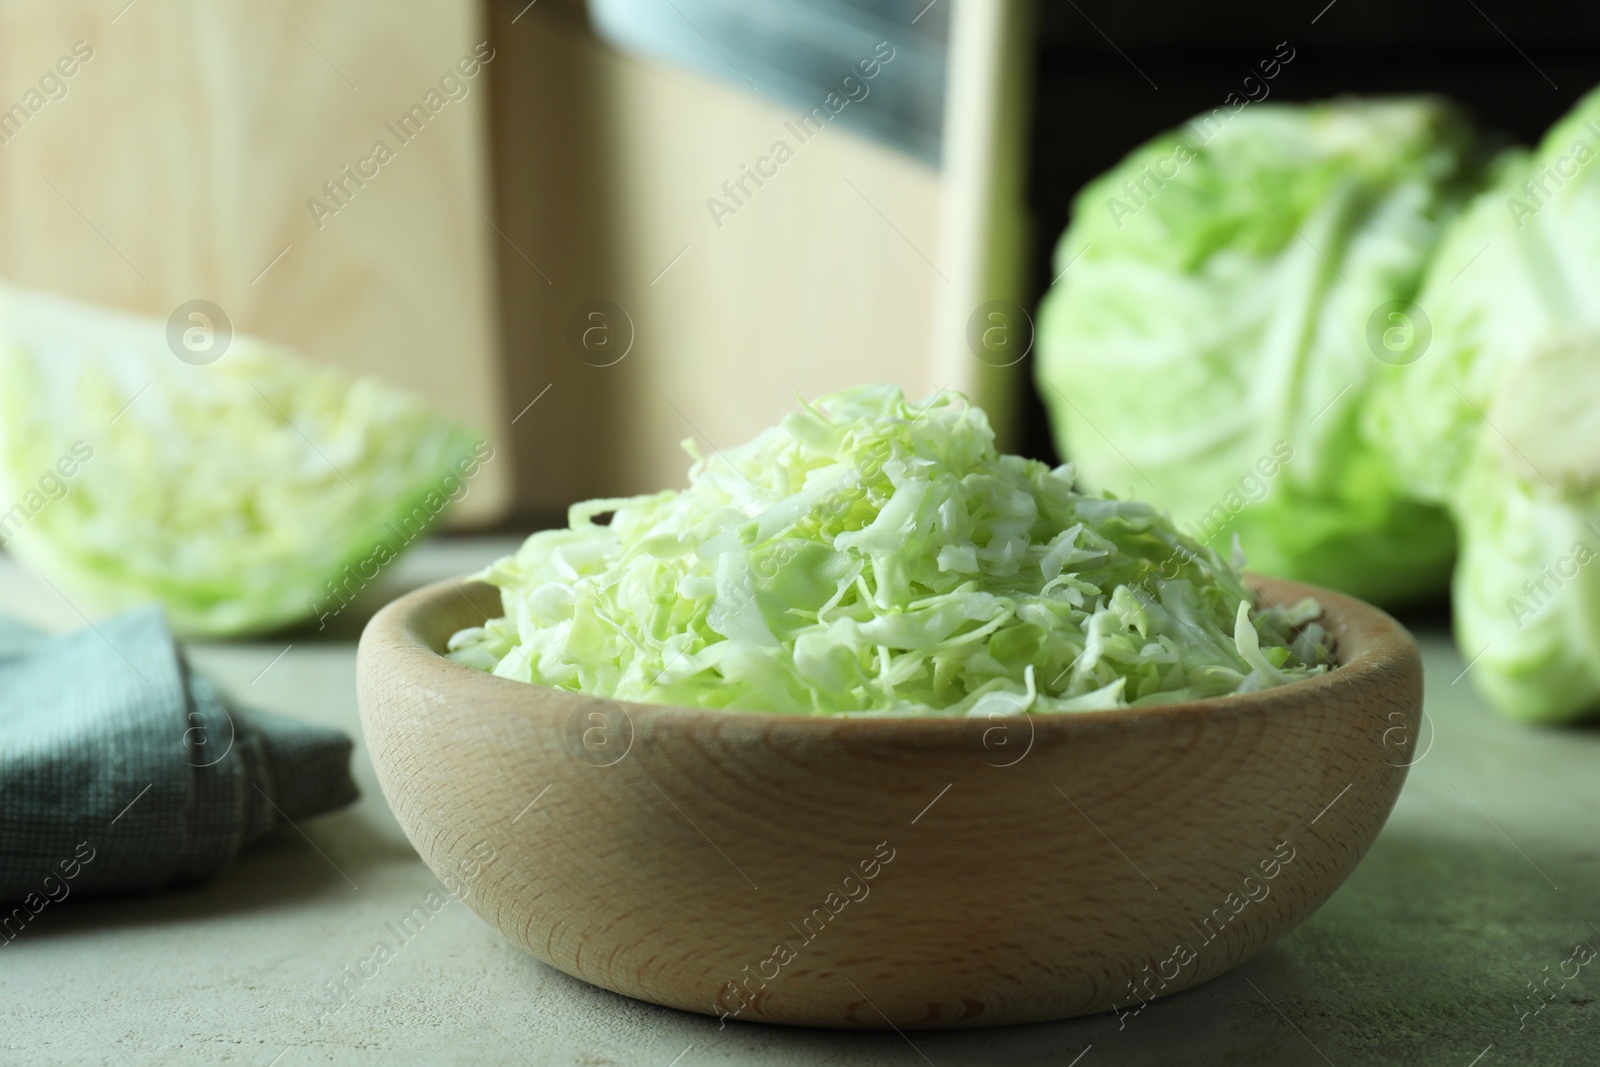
left=0, top=608, right=357, bottom=906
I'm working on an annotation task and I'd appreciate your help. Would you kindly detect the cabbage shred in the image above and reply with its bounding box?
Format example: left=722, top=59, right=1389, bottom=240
left=450, top=386, right=1330, bottom=715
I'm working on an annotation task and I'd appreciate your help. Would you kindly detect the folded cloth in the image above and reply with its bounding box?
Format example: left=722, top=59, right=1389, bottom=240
left=0, top=608, right=357, bottom=904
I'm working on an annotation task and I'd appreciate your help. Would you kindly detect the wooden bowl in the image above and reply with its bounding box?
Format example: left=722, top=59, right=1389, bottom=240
left=357, top=576, right=1421, bottom=1029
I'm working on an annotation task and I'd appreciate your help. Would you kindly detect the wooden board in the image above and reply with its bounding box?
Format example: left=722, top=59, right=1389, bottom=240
left=487, top=4, right=945, bottom=512
left=0, top=0, right=509, bottom=523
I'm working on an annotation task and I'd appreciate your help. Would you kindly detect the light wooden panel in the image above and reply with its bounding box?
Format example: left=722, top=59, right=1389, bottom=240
left=0, top=0, right=509, bottom=522
left=489, top=5, right=944, bottom=510
left=934, top=0, right=1035, bottom=452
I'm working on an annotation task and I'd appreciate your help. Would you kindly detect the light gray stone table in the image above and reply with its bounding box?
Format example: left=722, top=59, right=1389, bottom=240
left=2, top=540, right=1596, bottom=1066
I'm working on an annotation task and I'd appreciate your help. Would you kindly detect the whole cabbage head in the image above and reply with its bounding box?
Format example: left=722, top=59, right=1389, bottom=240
left=1367, top=84, right=1600, bottom=722
left=1037, top=97, right=1480, bottom=605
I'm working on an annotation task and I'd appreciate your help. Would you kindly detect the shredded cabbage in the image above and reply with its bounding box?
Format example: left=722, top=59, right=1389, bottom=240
left=450, top=386, right=1330, bottom=716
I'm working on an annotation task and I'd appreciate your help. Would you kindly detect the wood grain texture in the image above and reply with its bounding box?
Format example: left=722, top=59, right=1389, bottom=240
left=357, top=575, right=1422, bottom=1029
left=485, top=7, right=945, bottom=513
left=0, top=0, right=507, bottom=522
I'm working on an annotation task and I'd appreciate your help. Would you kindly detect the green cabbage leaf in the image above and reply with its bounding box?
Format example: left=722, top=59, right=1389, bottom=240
left=450, top=385, right=1330, bottom=716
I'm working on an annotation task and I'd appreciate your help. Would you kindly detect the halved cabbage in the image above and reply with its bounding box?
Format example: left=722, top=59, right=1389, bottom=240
left=0, top=283, right=483, bottom=635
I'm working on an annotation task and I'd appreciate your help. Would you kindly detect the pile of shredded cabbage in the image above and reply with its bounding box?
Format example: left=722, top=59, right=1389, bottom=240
left=449, top=386, right=1331, bottom=716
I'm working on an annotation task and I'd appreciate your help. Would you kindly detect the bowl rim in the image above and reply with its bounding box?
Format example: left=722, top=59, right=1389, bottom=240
left=360, top=573, right=1418, bottom=736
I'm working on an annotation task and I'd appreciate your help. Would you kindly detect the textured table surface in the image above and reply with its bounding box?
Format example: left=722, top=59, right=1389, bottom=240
left=2, top=540, right=1596, bottom=1067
